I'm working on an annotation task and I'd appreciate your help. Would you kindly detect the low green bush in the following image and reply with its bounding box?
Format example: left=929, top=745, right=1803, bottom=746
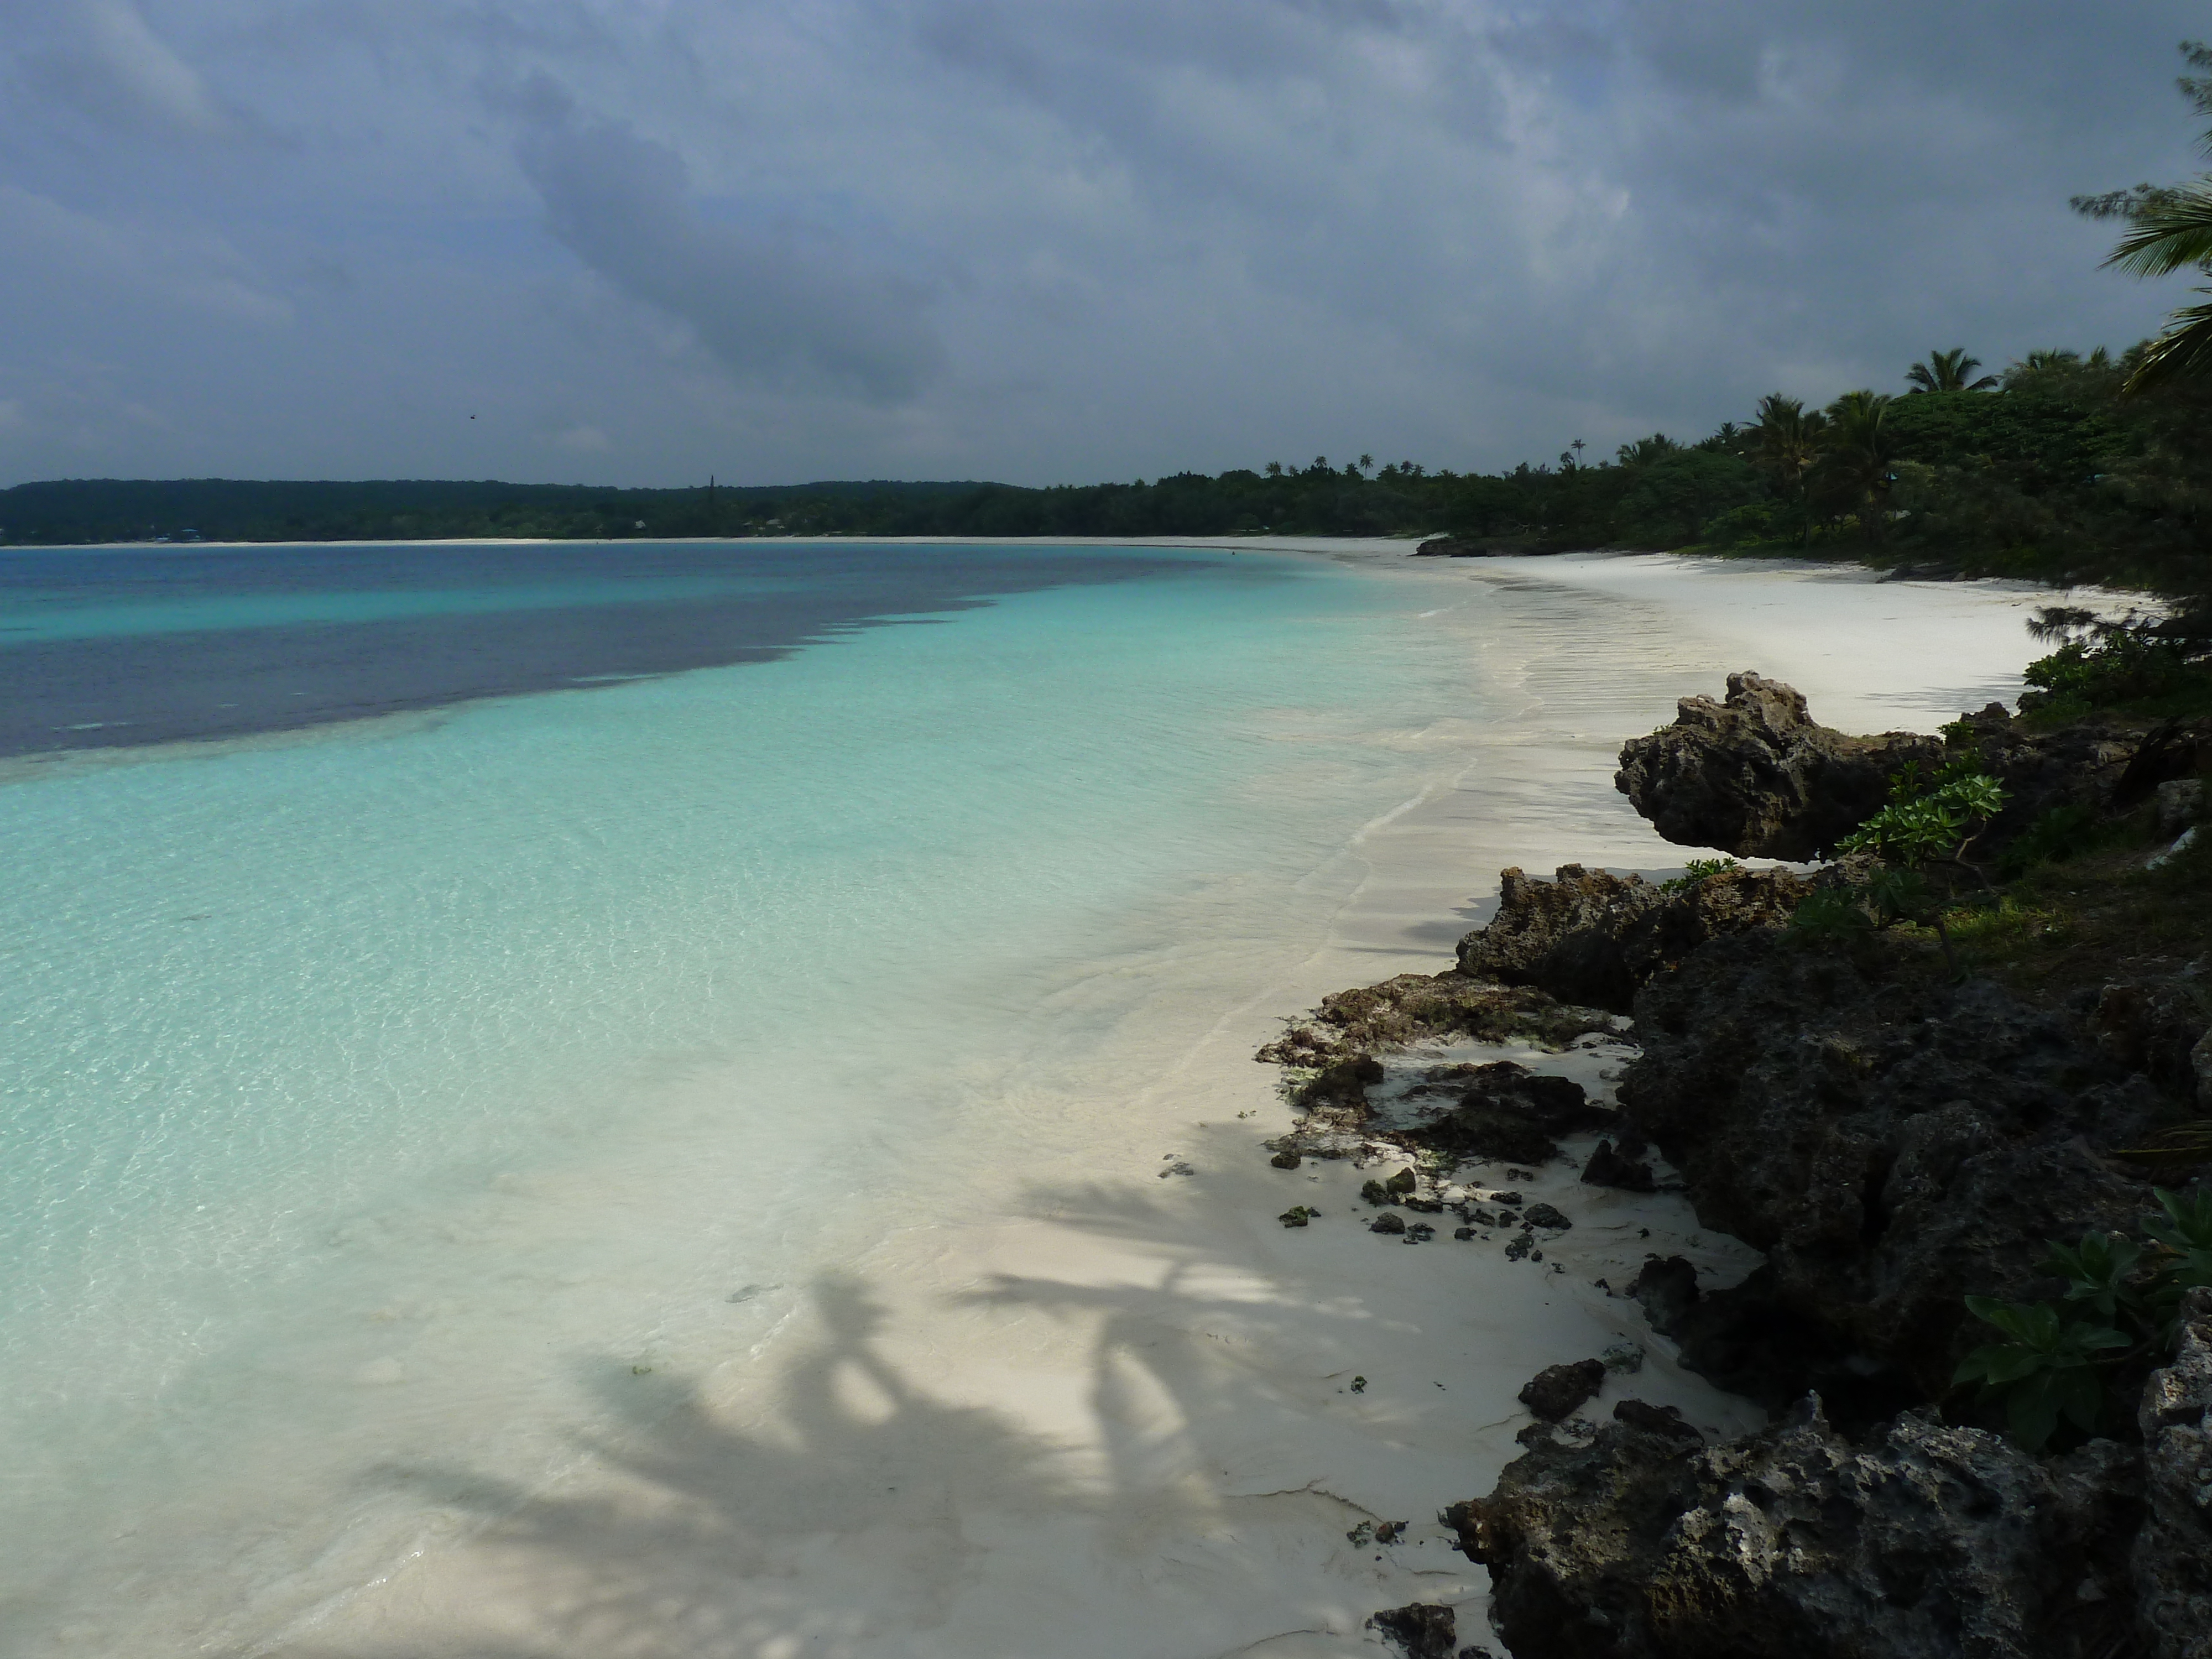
left=1955, top=1187, right=2212, bottom=1450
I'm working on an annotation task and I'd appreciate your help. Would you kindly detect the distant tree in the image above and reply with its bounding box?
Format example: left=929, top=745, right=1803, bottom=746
left=1616, top=433, right=1682, bottom=466
left=2078, top=41, right=2212, bottom=389
left=1750, top=393, right=1828, bottom=551
left=1357, top=453, right=1375, bottom=474
left=1264, top=461, right=1284, bottom=477
left=1906, top=348, right=1999, bottom=392
left=1824, top=390, right=1898, bottom=542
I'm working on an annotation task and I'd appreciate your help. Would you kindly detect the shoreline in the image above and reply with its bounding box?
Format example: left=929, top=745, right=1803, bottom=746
left=263, top=552, right=2065, bottom=1658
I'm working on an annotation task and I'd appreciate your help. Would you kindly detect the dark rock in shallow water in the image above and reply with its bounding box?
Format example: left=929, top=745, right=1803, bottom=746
left=1447, top=1394, right=2143, bottom=1659
left=1455, top=860, right=1814, bottom=1013
left=1368, top=1601, right=1456, bottom=1659
left=1614, top=671, right=1943, bottom=860
left=1524, top=1203, right=1572, bottom=1230
left=1268, top=1146, right=1303, bottom=1169
left=1370, top=1212, right=1407, bottom=1235
left=2136, top=1286, right=2212, bottom=1659
left=1517, top=1358, right=1605, bottom=1421
left=1581, top=1137, right=1657, bottom=1192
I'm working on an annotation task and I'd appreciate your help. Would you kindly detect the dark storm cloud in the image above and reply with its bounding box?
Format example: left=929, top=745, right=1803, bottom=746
left=0, top=1, right=2203, bottom=486
left=507, top=78, right=944, bottom=402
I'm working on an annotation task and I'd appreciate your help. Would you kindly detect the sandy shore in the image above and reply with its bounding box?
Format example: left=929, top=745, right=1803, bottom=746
left=271, top=548, right=2068, bottom=1659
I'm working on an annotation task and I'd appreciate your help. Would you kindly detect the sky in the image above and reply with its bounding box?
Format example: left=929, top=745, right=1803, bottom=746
left=1, top=1, right=2206, bottom=489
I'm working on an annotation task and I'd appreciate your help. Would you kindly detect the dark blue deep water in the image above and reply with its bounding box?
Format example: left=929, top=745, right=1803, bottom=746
left=0, top=540, right=1193, bottom=757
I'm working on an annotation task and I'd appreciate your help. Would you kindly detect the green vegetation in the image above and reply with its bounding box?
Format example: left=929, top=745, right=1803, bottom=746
left=1790, top=763, right=2008, bottom=972
left=1658, top=857, right=1738, bottom=894
left=1955, top=1187, right=2212, bottom=1449
left=2073, top=41, right=2212, bottom=390
left=2014, top=604, right=2212, bottom=723
left=9, top=348, right=2203, bottom=599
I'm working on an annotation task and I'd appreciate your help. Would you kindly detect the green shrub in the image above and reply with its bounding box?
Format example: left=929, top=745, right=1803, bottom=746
left=1995, top=803, right=2104, bottom=877
left=1957, top=1188, right=2212, bottom=1450
left=2019, top=616, right=2198, bottom=714
left=1659, top=857, right=1738, bottom=894
left=1840, top=765, right=2007, bottom=866
left=1786, top=887, right=1875, bottom=940
left=1954, top=1298, right=2128, bottom=1449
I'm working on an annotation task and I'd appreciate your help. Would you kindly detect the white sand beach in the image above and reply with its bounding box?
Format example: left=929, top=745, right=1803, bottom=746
left=263, top=549, right=2074, bottom=1659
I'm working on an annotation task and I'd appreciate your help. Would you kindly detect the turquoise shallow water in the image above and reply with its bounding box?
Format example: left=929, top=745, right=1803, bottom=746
left=0, top=542, right=1533, bottom=1652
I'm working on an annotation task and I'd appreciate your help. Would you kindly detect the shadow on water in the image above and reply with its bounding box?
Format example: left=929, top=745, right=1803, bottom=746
left=281, top=1135, right=1477, bottom=1659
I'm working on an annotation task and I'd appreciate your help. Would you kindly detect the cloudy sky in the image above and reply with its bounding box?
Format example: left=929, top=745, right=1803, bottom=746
left=1, top=2, right=2204, bottom=488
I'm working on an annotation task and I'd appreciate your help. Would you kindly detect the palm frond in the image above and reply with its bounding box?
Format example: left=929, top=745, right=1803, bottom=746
left=2105, top=183, right=2212, bottom=276
left=2125, top=291, right=2212, bottom=392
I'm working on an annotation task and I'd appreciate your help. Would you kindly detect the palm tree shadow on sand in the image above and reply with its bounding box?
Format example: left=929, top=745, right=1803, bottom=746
left=283, top=1128, right=1470, bottom=1659
left=290, top=1274, right=1086, bottom=1659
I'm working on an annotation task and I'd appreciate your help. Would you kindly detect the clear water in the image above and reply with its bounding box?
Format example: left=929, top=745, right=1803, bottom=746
left=0, top=542, right=1546, bottom=1653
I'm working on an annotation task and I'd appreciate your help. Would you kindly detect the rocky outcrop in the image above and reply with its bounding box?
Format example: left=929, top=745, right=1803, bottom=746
left=1615, top=672, right=1942, bottom=859
left=1368, top=1602, right=1459, bottom=1658
left=1256, top=973, right=1613, bottom=1067
left=1448, top=1395, right=2143, bottom=1659
left=1619, top=931, right=2164, bottom=1398
left=2136, top=1287, right=2212, bottom=1659
left=1455, top=862, right=1816, bottom=1012
left=1396, top=1062, right=1602, bottom=1166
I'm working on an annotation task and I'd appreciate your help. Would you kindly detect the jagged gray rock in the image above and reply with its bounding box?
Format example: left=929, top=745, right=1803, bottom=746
left=1614, top=671, right=1941, bottom=859
left=1619, top=931, right=2164, bottom=1398
left=1446, top=1394, right=2143, bottom=1659
left=2135, top=1286, right=2212, bottom=1659
left=1455, top=862, right=1814, bottom=1012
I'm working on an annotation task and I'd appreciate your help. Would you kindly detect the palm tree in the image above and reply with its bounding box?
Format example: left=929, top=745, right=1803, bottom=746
left=2078, top=43, right=2212, bottom=390
left=1750, top=394, right=1825, bottom=551
left=1824, top=390, right=1897, bottom=542
left=1905, top=347, right=1998, bottom=393
left=1616, top=433, right=1680, bottom=466
left=2104, top=183, right=2212, bottom=388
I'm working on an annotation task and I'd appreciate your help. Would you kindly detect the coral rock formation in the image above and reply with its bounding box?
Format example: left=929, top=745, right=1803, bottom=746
left=1615, top=672, right=1941, bottom=859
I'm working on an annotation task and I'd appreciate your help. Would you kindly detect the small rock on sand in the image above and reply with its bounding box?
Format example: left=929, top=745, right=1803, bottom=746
left=1518, top=1358, right=1606, bottom=1421
left=1368, top=1602, right=1455, bottom=1659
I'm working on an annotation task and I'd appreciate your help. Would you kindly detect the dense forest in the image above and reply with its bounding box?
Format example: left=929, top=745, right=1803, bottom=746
left=3, top=345, right=2206, bottom=601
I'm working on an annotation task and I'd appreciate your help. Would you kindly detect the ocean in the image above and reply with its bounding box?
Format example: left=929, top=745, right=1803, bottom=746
left=0, top=540, right=2048, bottom=1655
left=0, top=539, right=1524, bottom=1652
